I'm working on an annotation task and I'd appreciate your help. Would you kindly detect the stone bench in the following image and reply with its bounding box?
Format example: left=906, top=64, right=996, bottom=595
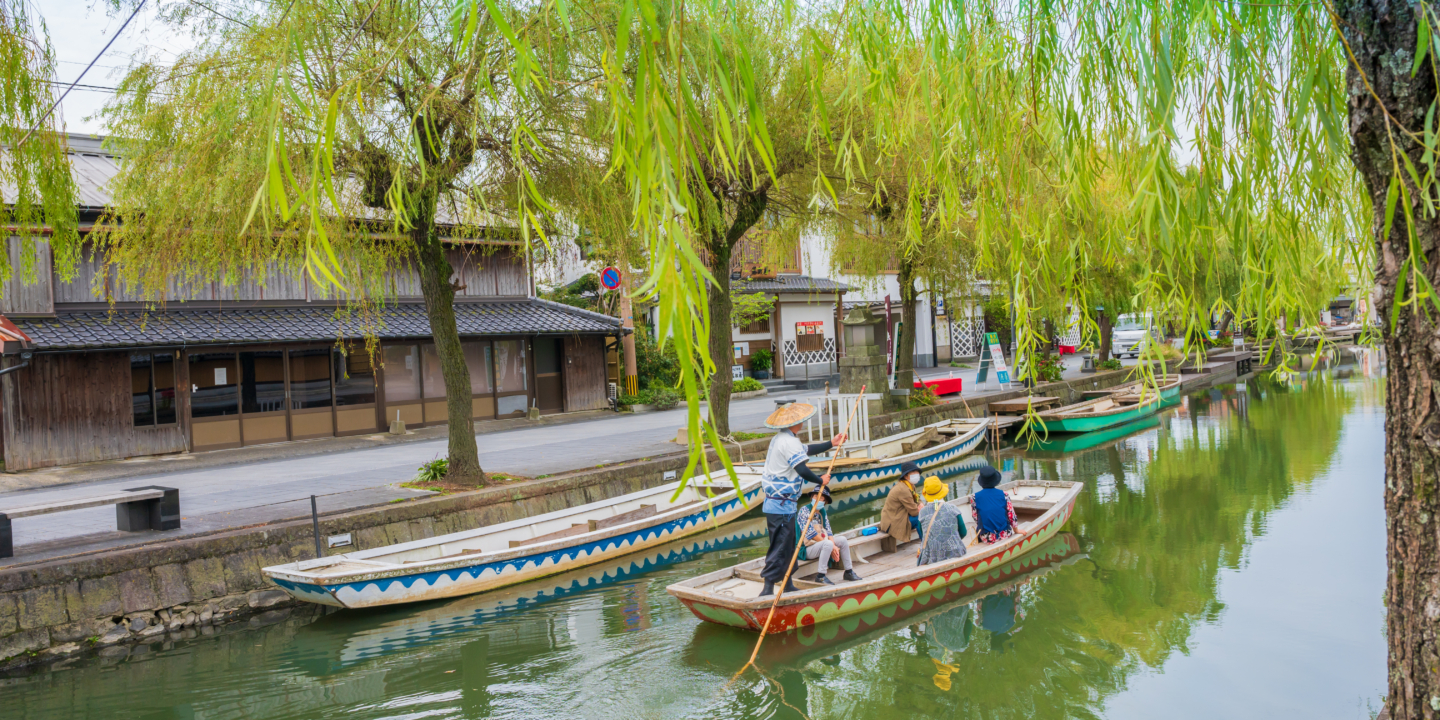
left=0, top=485, right=180, bottom=558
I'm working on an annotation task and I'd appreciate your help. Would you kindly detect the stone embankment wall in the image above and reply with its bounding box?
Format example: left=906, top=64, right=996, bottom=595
left=0, top=360, right=1236, bottom=671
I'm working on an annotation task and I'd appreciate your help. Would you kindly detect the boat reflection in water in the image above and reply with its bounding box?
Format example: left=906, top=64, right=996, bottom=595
left=682, top=532, right=1082, bottom=670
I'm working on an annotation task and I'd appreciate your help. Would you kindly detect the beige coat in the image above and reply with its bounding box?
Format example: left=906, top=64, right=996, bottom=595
left=879, top=479, right=920, bottom=542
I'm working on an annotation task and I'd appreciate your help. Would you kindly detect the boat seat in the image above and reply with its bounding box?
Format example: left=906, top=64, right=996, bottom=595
left=1010, top=499, right=1054, bottom=513
left=792, top=530, right=891, bottom=577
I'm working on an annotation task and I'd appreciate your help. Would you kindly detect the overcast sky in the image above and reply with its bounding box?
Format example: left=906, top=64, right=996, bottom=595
left=38, top=0, right=195, bottom=136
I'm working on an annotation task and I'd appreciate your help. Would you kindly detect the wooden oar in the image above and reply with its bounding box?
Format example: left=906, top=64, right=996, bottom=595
left=731, top=385, right=866, bottom=683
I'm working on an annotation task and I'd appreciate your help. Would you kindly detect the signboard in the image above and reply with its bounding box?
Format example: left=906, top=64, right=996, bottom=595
left=732, top=364, right=744, bottom=381
left=733, top=344, right=745, bottom=360
left=600, top=266, right=622, bottom=290
left=975, top=331, right=1010, bottom=387
left=795, top=321, right=823, bottom=335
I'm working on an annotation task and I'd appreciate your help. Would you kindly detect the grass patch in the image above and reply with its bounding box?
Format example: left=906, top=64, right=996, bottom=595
left=732, top=430, right=774, bottom=441
left=401, top=472, right=530, bottom=495
left=949, top=361, right=973, bottom=369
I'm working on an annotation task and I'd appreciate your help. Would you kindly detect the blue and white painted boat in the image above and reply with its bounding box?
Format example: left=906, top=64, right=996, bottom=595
left=262, top=467, right=764, bottom=609
left=820, top=418, right=990, bottom=492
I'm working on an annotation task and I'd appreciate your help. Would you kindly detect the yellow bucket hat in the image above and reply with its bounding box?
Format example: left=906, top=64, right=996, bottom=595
left=922, top=476, right=948, bottom=502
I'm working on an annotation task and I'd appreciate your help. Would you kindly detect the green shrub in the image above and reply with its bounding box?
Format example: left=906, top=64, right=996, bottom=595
left=733, top=377, right=764, bottom=392
left=749, top=348, right=773, bottom=372
left=617, top=394, right=645, bottom=407
left=634, top=326, right=680, bottom=387
left=1097, top=358, right=1123, bottom=370
left=909, top=384, right=939, bottom=408
left=416, top=457, right=448, bottom=482
left=646, top=384, right=682, bottom=410
left=1030, top=353, right=1065, bottom=383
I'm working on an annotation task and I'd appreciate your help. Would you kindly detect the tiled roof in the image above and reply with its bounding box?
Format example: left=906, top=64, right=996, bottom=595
left=14, top=299, right=621, bottom=352
left=733, top=275, right=849, bottom=294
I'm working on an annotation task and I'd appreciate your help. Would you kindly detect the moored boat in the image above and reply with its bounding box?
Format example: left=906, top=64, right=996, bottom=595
left=263, top=467, right=765, bottom=609
left=667, top=478, right=1082, bottom=633
left=1035, top=379, right=1180, bottom=433
left=799, top=417, right=990, bottom=492
left=1080, top=374, right=1183, bottom=401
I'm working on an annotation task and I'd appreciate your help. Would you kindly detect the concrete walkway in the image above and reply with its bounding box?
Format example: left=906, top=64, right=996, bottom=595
left=0, top=351, right=1129, bottom=565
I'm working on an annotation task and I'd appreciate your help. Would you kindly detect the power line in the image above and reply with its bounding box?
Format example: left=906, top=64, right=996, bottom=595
left=18, top=0, right=148, bottom=147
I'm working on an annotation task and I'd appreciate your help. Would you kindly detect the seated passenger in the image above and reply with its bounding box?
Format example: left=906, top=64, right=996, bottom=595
left=880, top=461, right=923, bottom=543
left=798, top=488, right=862, bottom=584
left=917, top=476, right=967, bottom=564
left=970, top=466, right=1017, bottom=544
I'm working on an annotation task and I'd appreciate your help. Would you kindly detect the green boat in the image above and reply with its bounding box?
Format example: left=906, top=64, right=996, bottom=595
left=1036, top=392, right=1164, bottom=433
left=1081, top=374, right=1184, bottom=401
left=1029, top=413, right=1163, bottom=455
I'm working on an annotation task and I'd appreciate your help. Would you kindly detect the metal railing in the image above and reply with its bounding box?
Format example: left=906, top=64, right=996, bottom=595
left=798, top=392, right=882, bottom=458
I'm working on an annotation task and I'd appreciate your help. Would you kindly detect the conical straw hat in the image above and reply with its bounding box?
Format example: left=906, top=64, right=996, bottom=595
left=764, top=401, right=817, bottom=429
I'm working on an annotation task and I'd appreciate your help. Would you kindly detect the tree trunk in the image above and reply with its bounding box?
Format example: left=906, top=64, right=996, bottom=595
left=412, top=192, right=484, bottom=484
left=1340, top=3, right=1440, bottom=718
left=896, top=255, right=919, bottom=400
left=1097, top=310, right=1114, bottom=362
left=1217, top=309, right=1235, bottom=339
left=705, top=192, right=768, bottom=438
left=707, top=237, right=735, bottom=437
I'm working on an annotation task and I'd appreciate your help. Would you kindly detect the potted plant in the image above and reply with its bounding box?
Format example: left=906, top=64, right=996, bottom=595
left=750, top=349, right=773, bottom=379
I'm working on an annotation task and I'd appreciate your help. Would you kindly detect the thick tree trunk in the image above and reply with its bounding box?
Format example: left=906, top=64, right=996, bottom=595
left=896, top=256, right=919, bottom=399
left=1340, top=3, right=1440, bottom=718
left=705, top=192, right=768, bottom=438
left=1097, top=310, right=1114, bottom=362
left=413, top=195, right=484, bottom=484
left=1217, top=309, right=1235, bottom=339
left=707, top=238, right=735, bottom=437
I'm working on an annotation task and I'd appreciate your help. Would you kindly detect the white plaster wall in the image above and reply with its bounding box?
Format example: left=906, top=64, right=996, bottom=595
left=798, top=231, right=936, bottom=363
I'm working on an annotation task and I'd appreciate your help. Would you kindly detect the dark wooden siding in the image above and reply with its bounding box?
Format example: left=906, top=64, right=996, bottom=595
left=0, top=352, right=188, bottom=471
left=0, top=237, right=55, bottom=316
left=563, top=336, right=609, bottom=411
left=52, top=243, right=529, bottom=304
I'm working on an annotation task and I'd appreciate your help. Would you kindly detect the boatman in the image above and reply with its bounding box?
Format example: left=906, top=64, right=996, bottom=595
left=758, top=400, right=846, bottom=597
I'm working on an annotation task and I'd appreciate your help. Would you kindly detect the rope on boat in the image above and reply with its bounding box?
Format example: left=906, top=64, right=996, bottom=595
left=729, top=385, right=867, bottom=684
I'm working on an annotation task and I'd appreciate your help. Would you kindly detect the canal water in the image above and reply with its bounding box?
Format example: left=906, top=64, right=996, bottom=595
left=1, top=370, right=1387, bottom=719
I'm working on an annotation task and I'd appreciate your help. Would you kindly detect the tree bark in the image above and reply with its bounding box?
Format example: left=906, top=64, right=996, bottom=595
left=896, top=255, right=919, bottom=400
left=1097, top=310, right=1114, bottom=362
left=412, top=189, right=484, bottom=484
left=1340, top=2, right=1440, bottom=718
left=705, top=192, right=769, bottom=437
left=1217, top=309, right=1235, bottom=339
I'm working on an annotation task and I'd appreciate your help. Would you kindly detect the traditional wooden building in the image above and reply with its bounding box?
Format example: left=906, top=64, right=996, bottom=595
left=0, top=135, right=622, bottom=472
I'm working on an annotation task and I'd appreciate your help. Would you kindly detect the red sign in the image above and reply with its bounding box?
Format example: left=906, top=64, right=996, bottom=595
left=600, top=266, right=622, bottom=290
left=795, top=321, right=823, bottom=335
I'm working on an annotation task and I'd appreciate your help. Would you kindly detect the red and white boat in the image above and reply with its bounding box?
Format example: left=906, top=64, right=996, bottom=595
left=666, top=478, right=1082, bottom=633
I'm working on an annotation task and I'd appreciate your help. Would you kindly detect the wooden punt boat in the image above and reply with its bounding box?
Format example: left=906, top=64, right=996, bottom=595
left=812, top=418, right=990, bottom=492
left=1080, top=374, right=1184, bottom=400
left=667, top=478, right=1082, bottom=633
left=263, top=467, right=765, bottom=609
left=1035, top=378, right=1181, bottom=434
left=682, top=533, right=1082, bottom=669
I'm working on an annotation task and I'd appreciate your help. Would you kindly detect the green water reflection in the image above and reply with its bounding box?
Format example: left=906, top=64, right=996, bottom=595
left=0, top=372, right=1386, bottom=719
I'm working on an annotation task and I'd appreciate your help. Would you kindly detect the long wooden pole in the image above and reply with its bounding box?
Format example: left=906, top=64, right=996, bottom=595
left=731, top=385, right=866, bottom=682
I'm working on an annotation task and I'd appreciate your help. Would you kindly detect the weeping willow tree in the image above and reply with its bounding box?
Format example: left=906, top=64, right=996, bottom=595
left=97, top=0, right=608, bottom=484
left=63, top=0, right=1436, bottom=712
left=0, top=0, right=79, bottom=290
